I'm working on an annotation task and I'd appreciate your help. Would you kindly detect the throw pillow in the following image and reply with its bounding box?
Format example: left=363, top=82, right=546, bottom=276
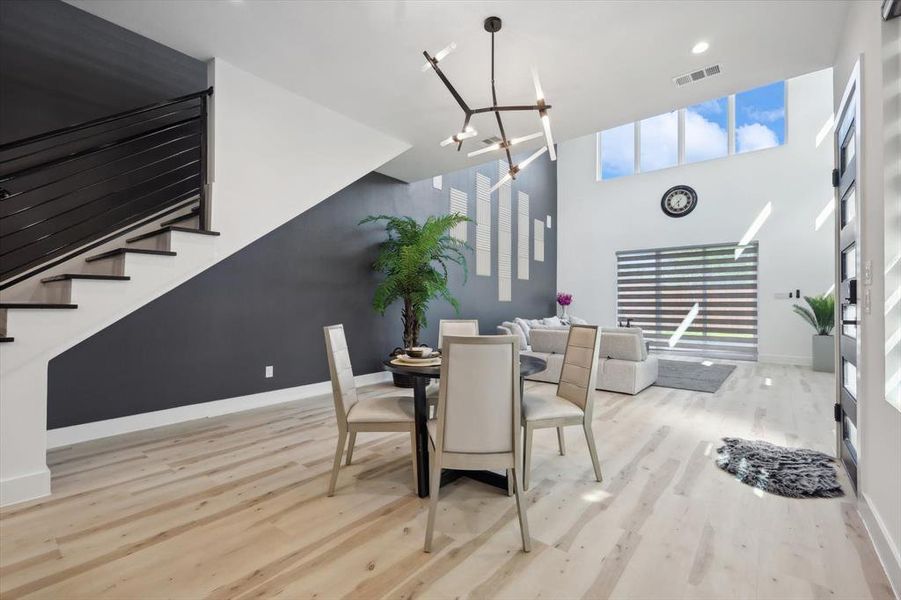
left=514, top=317, right=534, bottom=344
left=569, top=315, right=588, bottom=325
left=542, top=316, right=563, bottom=327
left=502, top=321, right=529, bottom=349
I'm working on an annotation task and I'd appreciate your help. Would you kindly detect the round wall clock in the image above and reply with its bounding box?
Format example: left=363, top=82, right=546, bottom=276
left=661, top=185, right=698, bottom=218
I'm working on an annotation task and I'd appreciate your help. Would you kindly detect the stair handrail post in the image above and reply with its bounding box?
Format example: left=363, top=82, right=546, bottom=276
left=199, top=91, right=210, bottom=231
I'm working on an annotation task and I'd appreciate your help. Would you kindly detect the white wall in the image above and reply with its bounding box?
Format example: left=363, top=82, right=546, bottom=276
left=0, top=58, right=409, bottom=507
left=557, top=68, right=834, bottom=365
left=833, top=3, right=901, bottom=594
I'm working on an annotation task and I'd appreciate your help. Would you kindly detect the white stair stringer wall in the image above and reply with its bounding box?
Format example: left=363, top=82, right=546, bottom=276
left=0, top=58, right=410, bottom=507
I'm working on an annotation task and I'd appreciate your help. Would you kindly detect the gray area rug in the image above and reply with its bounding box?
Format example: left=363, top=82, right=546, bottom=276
left=655, top=359, right=736, bottom=393
left=716, top=437, right=844, bottom=498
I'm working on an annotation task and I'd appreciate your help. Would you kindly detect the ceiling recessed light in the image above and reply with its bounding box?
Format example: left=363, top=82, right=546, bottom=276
left=692, top=41, right=710, bottom=54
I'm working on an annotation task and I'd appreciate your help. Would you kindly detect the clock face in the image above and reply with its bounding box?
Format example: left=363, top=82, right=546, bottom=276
left=661, top=185, right=698, bottom=218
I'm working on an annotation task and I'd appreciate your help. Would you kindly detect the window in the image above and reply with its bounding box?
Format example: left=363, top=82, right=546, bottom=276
left=616, top=241, right=759, bottom=361
left=735, top=81, right=785, bottom=154
left=640, top=111, right=678, bottom=172
left=685, top=97, right=728, bottom=163
left=599, top=122, right=634, bottom=180
left=597, top=80, right=786, bottom=180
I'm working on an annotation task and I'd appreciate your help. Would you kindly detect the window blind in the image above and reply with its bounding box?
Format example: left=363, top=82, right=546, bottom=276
left=616, top=241, right=759, bottom=361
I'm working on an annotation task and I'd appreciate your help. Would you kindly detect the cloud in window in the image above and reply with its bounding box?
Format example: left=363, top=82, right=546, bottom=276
left=736, top=123, right=779, bottom=153
left=685, top=109, right=727, bottom=163
left=640, top=112, right=678, bottom=172
left=742, top=107, right=785, bottom=123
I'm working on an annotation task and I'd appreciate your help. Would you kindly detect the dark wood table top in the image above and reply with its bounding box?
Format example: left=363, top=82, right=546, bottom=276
left=383, top=353, right=547, bottom=379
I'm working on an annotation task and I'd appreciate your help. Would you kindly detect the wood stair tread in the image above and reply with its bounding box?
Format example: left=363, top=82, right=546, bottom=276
left=159, top=207, right=200, bottom=227
left=0, top=302, right=78, bottom=309
left=84, top=248, right=176, bottom=262
left=41, top=274, right=131, bottom=283
left=0, top=337, right=13, bottom=343
left=126, top=227, right=220, bottom=244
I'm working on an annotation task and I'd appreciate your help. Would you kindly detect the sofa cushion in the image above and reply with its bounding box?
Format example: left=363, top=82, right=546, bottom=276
left=542, top=315, right=564, bottom=327
left=599, top=331, right=644, bottom=361
left=529, top=328, right=569, bottom=354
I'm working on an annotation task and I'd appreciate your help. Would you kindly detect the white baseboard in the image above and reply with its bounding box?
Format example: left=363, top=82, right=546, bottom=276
left=0, top=466, right=51, bottom=507
left=859, top=493, right=901, bottom=599
left=757, top=353, right=813, bottom=366
left=46, top=371, right=392, bottom=450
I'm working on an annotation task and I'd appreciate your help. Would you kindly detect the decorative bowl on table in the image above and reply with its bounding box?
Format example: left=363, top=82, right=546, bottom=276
left=406, top=346, right=433, bottom=358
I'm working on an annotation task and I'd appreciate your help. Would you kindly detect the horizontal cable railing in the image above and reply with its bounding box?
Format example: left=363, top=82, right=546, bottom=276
left=0, top=87, right=212, bottom=288
left=616, top=241, right=760, bottom=361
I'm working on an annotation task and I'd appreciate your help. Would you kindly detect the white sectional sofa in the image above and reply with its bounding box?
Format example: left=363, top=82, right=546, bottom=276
left=497, top=320, right=658, bottom=395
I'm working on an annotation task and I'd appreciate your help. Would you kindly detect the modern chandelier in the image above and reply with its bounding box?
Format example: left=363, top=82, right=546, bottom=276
left=422, top=16, right=556, bottom=193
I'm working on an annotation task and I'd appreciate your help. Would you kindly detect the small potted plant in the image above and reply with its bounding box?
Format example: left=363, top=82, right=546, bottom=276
left=361, top=213, right=470, bottom=386
left=792, top=293, right=835, bottom=372
left=556, top=292, right=573, bottom=321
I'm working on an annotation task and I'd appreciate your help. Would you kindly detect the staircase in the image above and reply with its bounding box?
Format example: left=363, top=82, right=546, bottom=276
left=0, top=90, right=220, bottom=505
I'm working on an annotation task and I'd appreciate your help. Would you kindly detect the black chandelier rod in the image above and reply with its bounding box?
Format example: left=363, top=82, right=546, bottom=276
left=489, top=31, right=515, bottom=170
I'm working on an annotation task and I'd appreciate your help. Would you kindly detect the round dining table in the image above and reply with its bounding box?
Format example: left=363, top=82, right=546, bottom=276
left=383, top=354, right=548, bottom=498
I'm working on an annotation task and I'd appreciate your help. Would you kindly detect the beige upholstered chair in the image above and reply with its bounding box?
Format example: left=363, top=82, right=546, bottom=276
left=424, top=334, right=531, bottom=553
left=426, top=319, right=479, bottom=402
left=521, top=325, right=603, bottom=491
left=323, top=324, right=416, bottom=496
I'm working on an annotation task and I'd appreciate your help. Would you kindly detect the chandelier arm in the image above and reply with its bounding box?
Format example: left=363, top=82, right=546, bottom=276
left=456, top=113, right=472, bottom=152
left=488, top=32, right=514, bottom=171
left=423, top=50, right=471, bottom=114
left=471, top=104, right=551, bottom=114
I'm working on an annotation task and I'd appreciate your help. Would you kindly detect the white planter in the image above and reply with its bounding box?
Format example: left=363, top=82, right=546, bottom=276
left=812, top=334, right=835, bottom=372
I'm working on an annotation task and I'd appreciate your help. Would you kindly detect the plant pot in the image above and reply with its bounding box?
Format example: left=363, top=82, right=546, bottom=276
left=392, top=372, right=416, bottom=388
left=812, top=334, right=835, bottom=373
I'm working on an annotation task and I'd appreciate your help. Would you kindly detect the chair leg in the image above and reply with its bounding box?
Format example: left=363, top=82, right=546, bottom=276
left=523, top=424, right=534, bottom=491
left=511, top=466, right=532, bottom=552
left=557, top=427, right=566, bottom=455
left=327, top=429, right=347, bottom=497
left=345, top=432, right=357, bottom=466
left=409, top=428, right=418, bottom=492
left=506, top=469, right=514, bottom=497
left=424, top=451, right=443, bottom=553
left=583, top=421, right=603, bottom=483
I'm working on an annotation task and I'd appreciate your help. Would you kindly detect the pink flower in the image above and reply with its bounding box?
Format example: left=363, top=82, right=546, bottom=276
left=556, top=292, right=573, bottom=307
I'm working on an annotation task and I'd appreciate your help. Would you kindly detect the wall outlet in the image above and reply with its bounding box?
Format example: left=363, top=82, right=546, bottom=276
left=265, top=365, right=274, bottom=378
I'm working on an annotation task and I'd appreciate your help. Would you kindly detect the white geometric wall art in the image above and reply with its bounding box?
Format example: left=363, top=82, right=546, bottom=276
left=534, top=218, right=545, bottom=262
left=497, top=160, right=512, bottom=301
left=476, top=172, right=491, bottom=276
left=517, top=191, right=530, bottom=280
left=449, top=187, right=468, bottom=242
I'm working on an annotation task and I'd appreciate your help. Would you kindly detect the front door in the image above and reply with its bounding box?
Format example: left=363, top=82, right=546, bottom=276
left=834, top=64, right=861, bottom=490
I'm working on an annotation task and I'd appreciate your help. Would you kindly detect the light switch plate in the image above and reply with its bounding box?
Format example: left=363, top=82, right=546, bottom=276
left=432, top=175, right=442, bottom=190
left=265, top=365, right=274, bottom=378
left=864, top=260, right=872, bottom=285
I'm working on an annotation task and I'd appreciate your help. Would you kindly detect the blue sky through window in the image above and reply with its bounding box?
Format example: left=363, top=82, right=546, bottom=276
left=599, top=123, right=634, bottom=180
left=735, top=81, right=785, bottom=153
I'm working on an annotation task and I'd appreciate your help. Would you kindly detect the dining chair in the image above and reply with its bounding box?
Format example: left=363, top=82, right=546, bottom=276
left=424, top=334, right=531, bottom=553
left=323, top=324, right=417, bottom=496
left=521, top=325, right=603, bottom=491
left=426, top=319, right=479, bottom=403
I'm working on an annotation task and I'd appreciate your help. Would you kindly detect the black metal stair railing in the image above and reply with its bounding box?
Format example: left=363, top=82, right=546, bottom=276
left=0, top=87, right=213, bottom=289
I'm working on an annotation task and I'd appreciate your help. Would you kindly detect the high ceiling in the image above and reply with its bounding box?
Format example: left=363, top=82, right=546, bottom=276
left=69, top=0, right=849, bottom=182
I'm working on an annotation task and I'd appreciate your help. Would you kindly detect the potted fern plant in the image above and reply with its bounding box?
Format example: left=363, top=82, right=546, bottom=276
left=360, top=214, right=470, bottom=386
left=792, top=293, right=835, bottom=372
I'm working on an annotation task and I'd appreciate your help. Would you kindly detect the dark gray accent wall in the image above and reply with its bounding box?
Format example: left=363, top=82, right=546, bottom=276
left=47, top=155, right=556, bottom=428
left=0, top=0, right=206, bottom=144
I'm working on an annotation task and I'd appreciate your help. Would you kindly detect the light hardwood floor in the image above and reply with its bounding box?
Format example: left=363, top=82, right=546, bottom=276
left=0, top=362, right=894, bottom=599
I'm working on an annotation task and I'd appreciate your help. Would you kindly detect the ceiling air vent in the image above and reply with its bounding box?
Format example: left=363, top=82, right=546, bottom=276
left=672, top=63, right=723, bottom=87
